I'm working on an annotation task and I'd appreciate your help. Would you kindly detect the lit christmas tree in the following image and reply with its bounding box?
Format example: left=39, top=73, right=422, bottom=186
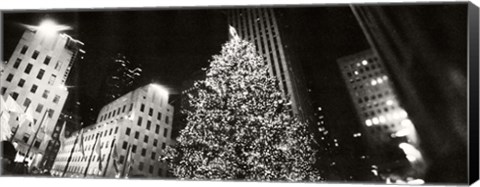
left=164, top=27, right=322, bottom=181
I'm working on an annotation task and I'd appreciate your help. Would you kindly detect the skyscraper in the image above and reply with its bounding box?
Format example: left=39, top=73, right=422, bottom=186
left=1, top=23, right=84, bottom=169
left=51, top=84, right=174, bottom=178
left=337, top=50, right=425, bottom=180
left=226, top=8, right=313, bottom=123
left=100, top=53, right=142, bottom=104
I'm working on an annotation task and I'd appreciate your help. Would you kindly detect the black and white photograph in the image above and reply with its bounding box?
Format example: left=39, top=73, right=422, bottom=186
left=0, top=1, right=479, bottom=186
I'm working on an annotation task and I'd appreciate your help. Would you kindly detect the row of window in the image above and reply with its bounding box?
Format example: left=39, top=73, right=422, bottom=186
left=99, top=103, right=133, bottom=122
left=19, top=45, right=64, bottom=71
left=124, top=127, right=168, bottom=144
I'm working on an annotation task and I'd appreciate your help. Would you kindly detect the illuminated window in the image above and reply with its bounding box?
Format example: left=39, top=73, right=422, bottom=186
left=365, top=119, right=372, bottom=127
left=371, top=79, right=377, bottom=86
left=372, top=117, right=379, bottom=125
left=362, top=60, right=368, bottom=65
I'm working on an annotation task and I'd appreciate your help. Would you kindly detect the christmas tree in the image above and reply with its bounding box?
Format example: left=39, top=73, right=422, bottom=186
left=164, top=27, right=322, bottom=181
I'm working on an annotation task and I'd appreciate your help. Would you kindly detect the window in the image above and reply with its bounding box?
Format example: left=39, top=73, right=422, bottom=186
left=141, top=148, right=146, bottom=156
left=149, top=165, right=153, bottom=174
left=139, top=162, right=144, bottom=171
left=32, top=50, right=39, bottom=59
left=122, top=105, right=126, bottom=113
left=48, top=74, right=56, bottom=85
left=22, top=133, right=30, bottom=143
left=37, top=69, right=45, bottom=80
left=34, top=140, right=41, bottom=148
left=157, top=112, right=162, bottom=120
left=24, top=63, right=33, bottom=74
left=115, top=127, right=119, bottom=134
left=122, top=141, right=128, bottom=149
left=53, top=95, right=61, bottom=104
left=161, top=143, right=166, bottom=149
left=144, top=135, right=149, bottom=143
left=18, top=79, right=25, bottom=87
left=44, top=56, right=51, bottom=65
left=54, top=61, right=62, bottom=70
left=148, top=108, right=153, bottom=116
left=47, top=109, right=54, bottom=118
left=151, top=152, right=156, bottom=160
left=109, top=128, right=113, bottom=135
left=155, top=125, right=160, bottom=134
left=42, top=90, right=50, bottom=99
left=153, top=139, right=158, bottom=147
left=11, top=92, right=19, bottom=100
left=20, top=45, right=28, bottom=54
left=137, top=117, right=143, bottom=126
left=1, top=87, right=6, bottom=95
left=165, top=116, right=169, bottom=124
left=13, top=58, right=21, bottom=69
left=140, top=104, right=145, bottom=112
left=134, top=131, right=139, bottom=139
left=129, top=104, right=133, bottom=111
left=163, top=128, right=168, bottom=137
left=36, top=104, right=44, bottom=113
left=146, top=121, right=151, bottom=130
left=30, top=84, right=38, bottom=93
left=132, top=145, right=137, bottom=153
left=119, top=155, right=125, bottom=164
left=125, top=128, right=131, bottom=136
left=23, top=98, right=31, bottom=108
left=6, top=74, right=14, bottom=82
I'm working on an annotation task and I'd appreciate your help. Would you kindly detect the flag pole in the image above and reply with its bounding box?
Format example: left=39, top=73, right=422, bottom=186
left=121, top=144, right=131, bottom=178
left=23, top=109, right=49, bottom=163
left=9, top=103, right=31, bottom=143
left=84, top=134, right=99, bottom=177
left=62, top=133, right=79, bottom=177
left=103, top=138, right=116, bottom=177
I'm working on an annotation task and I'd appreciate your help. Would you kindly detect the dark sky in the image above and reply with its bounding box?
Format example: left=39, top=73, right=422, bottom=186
left=2, top=6, right=369, bottom=134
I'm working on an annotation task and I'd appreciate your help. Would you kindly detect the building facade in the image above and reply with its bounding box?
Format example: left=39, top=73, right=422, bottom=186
left=51, top=84, right=174, bottom=178
left=1, top=27, right=84, bottom=169
left=337, top=50, right=425, bottom=180
left=226, top=8, right=313, bottom=122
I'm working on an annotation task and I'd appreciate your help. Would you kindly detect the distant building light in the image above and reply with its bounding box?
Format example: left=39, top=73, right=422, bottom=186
left=365, top=119, right=372, bottom=126
left=371, top=79, right=377, bottom=86
left=356, top=63, right=361, bottom=67
left=383, top=75, right=388, bottom=80
left=361, top=60, right=368, bottom=65
left=386, top=100, right=394, bottom=106
left=353, top=133, right=362, bottom=137
left=354, top=71, right=359, bottom=75
left=372, top=117, right=379, bottom=125
left=377, top=77, right=383, bottom=84
left=379, top=116, right=386, bottom=123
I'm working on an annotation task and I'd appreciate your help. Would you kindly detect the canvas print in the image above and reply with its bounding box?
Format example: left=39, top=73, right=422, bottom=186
left=1, top=3, right=478, bottom=185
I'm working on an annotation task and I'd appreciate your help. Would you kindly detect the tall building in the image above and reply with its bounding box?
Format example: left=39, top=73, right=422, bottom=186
left=337, top=50, right=425, bottom=180
left=226, top=8, right=313, bottom=123
left=51, top=84, right=174, bottom=178
left=41, top=111, right=83, bottom=170
left=100, top=53, right=142, bottom=104
left=1, top=24, right=84, bottom=169
left=351, top=4, right=471, bottom=183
